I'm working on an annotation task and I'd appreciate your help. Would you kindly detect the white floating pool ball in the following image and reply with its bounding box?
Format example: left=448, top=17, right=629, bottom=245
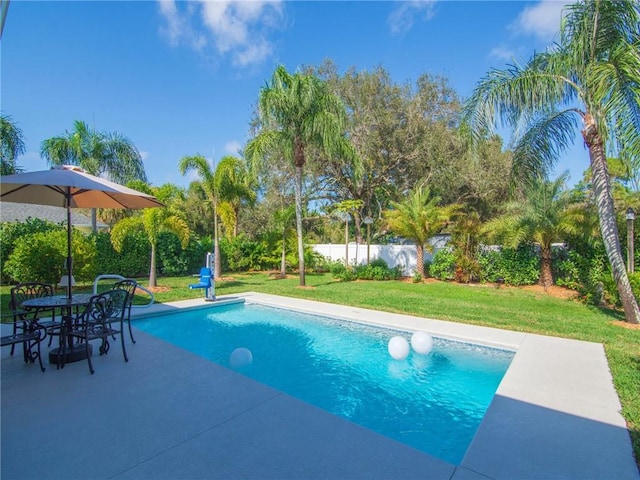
left=411, top=331, right=434, bottom=355
left=388, top=336, right=410, bottom=360
left=229, top=347, right=253, bottom=368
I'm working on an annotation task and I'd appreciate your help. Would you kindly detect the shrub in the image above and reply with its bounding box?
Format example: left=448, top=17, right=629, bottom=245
left=554, top=244, right=611, bottom=305
left=628, top=272, right=640, bottom=303
left=477, top=244, right=539, bottom=286
left=352, top=259, right=402, bottom=281
left=330, top=261, right=355, bottom=281
left=4, top=229, right=97, bottom=284
left=0, top=219, right=63, bottom=282
left=219, top=235, right=273, bottom=272
left=157, top=233, right=207, bottom=276
left=430, top=247, right=456, bottom=281
left=94, top=230, right=150, bottom=278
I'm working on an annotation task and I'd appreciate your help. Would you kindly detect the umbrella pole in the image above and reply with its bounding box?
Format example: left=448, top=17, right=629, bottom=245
left=66, top=194, right=73, bottom=301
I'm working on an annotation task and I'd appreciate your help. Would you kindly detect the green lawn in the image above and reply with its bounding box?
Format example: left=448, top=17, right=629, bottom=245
left=2, top=272, right=639, bottom=468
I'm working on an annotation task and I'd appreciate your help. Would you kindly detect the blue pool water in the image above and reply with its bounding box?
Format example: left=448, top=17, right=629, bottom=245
left=135, top=302, right=514, bottom=464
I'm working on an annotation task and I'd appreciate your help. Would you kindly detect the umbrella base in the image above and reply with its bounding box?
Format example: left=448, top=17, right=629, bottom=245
left=48, top=344, right=92, bottom=365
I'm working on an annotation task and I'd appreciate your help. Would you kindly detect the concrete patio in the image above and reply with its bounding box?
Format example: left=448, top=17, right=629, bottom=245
left=2, top=292, right=638, bottom=479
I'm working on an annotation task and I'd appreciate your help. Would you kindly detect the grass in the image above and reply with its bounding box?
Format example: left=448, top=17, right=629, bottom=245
left=2, top=272, right=639, bottom=469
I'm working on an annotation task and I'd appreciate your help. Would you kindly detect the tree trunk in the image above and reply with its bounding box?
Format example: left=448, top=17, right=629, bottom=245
left=149, top=243, right=157, bottom=287
left=213, top=201, right=221, bottom=280
left=91, top=208, right=97, bottom=233
left=583, top=114, right=640, bottom=323
left=539, top=245, right=553, bottom=288
left=294, top=165, right=306, bottom=286
left=344, top=220, right=349, bottom=267
left=416, top=244, right=425, bottom=277
left=280, top=228, right=287, bottom=278
left=233, top=205, right=239, bottom=238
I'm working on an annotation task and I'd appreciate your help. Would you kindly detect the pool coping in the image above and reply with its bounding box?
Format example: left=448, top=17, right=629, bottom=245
left=136, top=292, right=639, bottom=479
left=2, top=292, right=638, bottom=479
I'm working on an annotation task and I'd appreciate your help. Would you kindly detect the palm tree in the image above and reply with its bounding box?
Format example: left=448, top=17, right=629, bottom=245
left=462, top=0, right=640, bottom=323
left=40, top=120, right=148, bottom=231
left=215, top=155, right=256, bottom=238
left=273, top=204, right=296, bottom=278
left=178, top=154, right=222, bottom=279
left=383, top=185, right=458, bottom=278
left=332, top=199, right=364, bottom=266
left=246, top=65, right=354, bottom=286
left=481, top=174, right=580, bottom=287
left=0, top=114, right=25, bottom=175
left=110, top=182, right=190, bottom=288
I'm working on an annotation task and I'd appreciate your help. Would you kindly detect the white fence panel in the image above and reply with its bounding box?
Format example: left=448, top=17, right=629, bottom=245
left=312, top=239, right=448, bottom=276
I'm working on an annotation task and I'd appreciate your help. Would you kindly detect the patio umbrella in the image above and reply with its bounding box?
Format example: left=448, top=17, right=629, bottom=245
left=0, top=165, right=164, bottom=299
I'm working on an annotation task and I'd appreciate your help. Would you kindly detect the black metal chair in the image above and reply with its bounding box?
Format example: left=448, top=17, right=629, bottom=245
left=62, top=289, right=129, bottom=374
left=113, top=279, right=138, bottom=344
left=1, top=312, right=46, bottom=372
left=10, top=282, right=61, bottom=354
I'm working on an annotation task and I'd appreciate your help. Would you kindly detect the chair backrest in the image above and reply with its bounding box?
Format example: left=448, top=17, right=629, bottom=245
left=113, top=279, right=137, bottom=307
left=198, top=268, right=212, bottom=287
left=10, top=282, right=55, bottom=311
left=82, top=289, right=129, bottom=326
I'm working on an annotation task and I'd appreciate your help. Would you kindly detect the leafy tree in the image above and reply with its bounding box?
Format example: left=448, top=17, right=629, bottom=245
left=40, top=120, right=148, bottom=231
left=462, top=0, right=640, bottom=323
left=178, top=154, right=223, bottom=279
left=0, top=114, right=25, bottom=175
left=313, top=62, right=468, bottom=240
left=273, top=205, right=296, bottom=277
left=246, top=65, right=354, bottom=286
left=110, top=183, right=190, bottom=287
left=383, top=185, right=458, bottom=277
left=481, top=174, right=579, bottom=287
left=215, top=155, right=256, bottom=238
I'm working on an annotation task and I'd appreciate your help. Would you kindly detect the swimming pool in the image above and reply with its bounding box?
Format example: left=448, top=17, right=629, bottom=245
left=135, top=301, right=514, bottom=465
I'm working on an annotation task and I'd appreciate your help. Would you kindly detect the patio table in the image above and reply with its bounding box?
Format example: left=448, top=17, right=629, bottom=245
left=22, top=294, right=93, bottom=366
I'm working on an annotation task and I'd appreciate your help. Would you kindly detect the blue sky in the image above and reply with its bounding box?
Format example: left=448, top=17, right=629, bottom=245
left=2, top=0, right=587, bottom=189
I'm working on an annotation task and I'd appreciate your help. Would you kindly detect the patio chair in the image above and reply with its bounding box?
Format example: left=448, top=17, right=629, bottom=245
left=10, top=282, right=61, bottom=355
left=1, top=312, right=46, bottom=372
left=112, top=278, right=138, bottom=344
left=62, top=289, right=129, bottom=374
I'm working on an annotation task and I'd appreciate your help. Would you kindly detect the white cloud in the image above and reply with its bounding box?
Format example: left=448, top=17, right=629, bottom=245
left=224, top=140, right=242, bottom=156
left=509, top=0, right=569, bottom=42
left=157, top=0, right=284, bottom=67
left=157, top=0, right=207, bottom=50
left=489, top=46, right=516, bottom=62
left=388, top=0, right=437, bottom=35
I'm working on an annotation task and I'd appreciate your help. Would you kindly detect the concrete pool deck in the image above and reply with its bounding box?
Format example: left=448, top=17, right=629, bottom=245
left=2, top=292, right=638, bottom=479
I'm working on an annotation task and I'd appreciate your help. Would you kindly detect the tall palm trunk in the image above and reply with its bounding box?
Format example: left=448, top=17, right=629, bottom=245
left=294, top=165, right=306, bottom=286
left=91, top=209, right=98, bottom=233
left=416, top=243, right=425, bottom=277
left=280, top=228, right=287, bottom=278
left=539, top=245, right=553, bottom=288
left=213, top=201, right=221, bottom=279
left=584, top=114, right=640, bottom=324
left=149, top=243, right=157, bottom=287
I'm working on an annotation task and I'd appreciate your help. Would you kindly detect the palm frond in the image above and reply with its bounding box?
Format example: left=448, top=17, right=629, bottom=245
left=511, top=110, right=581, bottom=185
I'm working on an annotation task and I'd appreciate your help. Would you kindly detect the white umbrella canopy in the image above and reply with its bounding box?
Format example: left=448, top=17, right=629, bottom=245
left=0, top=165, right=164, bottom=298
left=0, top=165, right=164, bottom=209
